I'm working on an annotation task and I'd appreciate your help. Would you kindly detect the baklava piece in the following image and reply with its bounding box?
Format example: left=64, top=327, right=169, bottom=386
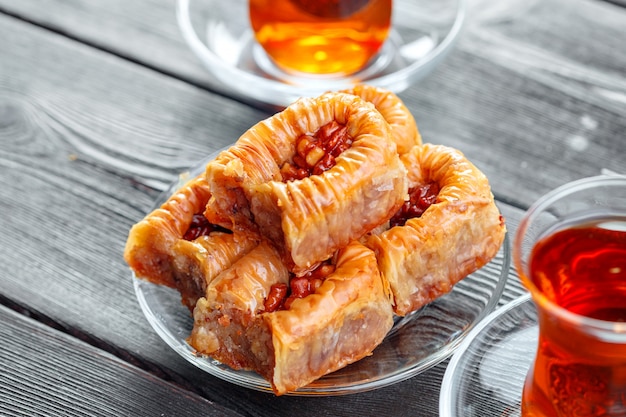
left=204, top=92, right=407, bottom=273
left=189, top=241, right=394, bottom=395
left=124, top=175, right=258, bottom=311
left=365, top=144, right=506, bottom=316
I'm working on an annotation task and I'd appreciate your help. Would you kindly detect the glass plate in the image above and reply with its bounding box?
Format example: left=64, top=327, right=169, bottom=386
left=133, top=150, right=511, bottom=396
left=177, top=0, right=466, bottom=107
left=439, top=294, right=536, bottom=416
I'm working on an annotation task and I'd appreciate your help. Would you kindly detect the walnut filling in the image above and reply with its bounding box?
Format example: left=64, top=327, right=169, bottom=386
left=280, top=121, right=353, bottom=182
left=183, top=213, right=231, bottom=240
left=264, top=260, right=335, bottom=312
left=389, top=182, right=440, bottom=227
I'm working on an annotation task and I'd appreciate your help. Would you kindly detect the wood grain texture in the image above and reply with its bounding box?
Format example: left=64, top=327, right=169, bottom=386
left=0, top=0, right=624, bottom=206
left=0, top=305, right=245, bottom=417
left=413, top=0, right=626, bottom=206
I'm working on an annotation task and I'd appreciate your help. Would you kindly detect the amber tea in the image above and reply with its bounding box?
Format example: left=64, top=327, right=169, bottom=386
left=514, top=176, right=626, bottom=417
left=249, top=0, right=392, bottom=75
left=522, top=219, right=626, bottom=416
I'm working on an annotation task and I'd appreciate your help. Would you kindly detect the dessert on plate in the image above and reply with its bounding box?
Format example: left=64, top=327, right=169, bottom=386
left=124, top=86, right=506, bottom=395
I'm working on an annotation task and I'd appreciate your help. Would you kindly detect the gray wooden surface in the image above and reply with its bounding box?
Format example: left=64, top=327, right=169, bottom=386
left=0, top=0, right=624, bottom=415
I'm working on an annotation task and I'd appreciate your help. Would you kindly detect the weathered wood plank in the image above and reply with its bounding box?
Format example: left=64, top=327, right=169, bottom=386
left=0, top=304, right=245, bottom=417
left=0, top=12, right=529, bottom=417
left=1, top=0, right=623, bottom=206
left=0, top=0, right=220, bottom=93
left=0, top=12, right=268, bottom=416
left=412, top=0, right=626, bottom=205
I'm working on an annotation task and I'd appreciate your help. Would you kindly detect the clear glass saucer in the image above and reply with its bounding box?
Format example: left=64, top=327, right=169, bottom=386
left=177, top=0, right=466, bottom=106
left=439, top=294, right=537, bottom=416
left=133, top=150, right=510, bottom=396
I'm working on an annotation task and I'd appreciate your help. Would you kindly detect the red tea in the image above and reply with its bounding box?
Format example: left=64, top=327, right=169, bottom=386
left=249, top=0, right=392, bottom=75
left=522, top=219, right=626, bottom=416
left=531, top=221, right=626, bottom=321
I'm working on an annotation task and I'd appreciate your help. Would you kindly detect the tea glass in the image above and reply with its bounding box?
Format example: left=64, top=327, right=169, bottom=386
left=513, top=175, right=626, bottom=416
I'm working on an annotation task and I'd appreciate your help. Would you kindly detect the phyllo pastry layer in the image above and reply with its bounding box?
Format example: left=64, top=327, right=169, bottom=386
left=340, top=84, right=422, bottom=154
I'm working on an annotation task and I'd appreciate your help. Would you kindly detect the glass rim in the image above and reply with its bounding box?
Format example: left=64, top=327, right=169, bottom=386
left=513, top=175, right=626, bottom=337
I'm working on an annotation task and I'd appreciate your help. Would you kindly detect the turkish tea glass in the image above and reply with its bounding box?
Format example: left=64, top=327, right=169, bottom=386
left=513, top=175, right=626, bottom=417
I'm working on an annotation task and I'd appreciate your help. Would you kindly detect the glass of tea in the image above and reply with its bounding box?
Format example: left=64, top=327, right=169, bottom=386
left=248, top=0, right=392, bottom=76
left=513, top=175, right=626, bottom=417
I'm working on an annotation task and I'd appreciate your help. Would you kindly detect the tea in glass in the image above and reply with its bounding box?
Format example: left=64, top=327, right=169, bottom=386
left=249, top=0, right=392, bottom=75
left=514, top=176, right=626, bottom=417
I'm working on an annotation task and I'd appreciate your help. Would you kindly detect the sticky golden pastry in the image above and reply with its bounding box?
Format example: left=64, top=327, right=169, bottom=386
left=340, top=84, right=422, bottom=153
left=365, top=144, right=506, bottom=316
left=204, top=92, right=407, bottom=274
left=124, top=175, right=258, bottom=311
left=188, top=241, right=394, bottom=395
left=124, top=87, right=506, bottom=396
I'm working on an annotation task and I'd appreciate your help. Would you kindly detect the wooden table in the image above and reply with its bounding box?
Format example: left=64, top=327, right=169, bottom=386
left=1, top=0, right=624, bottom=415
